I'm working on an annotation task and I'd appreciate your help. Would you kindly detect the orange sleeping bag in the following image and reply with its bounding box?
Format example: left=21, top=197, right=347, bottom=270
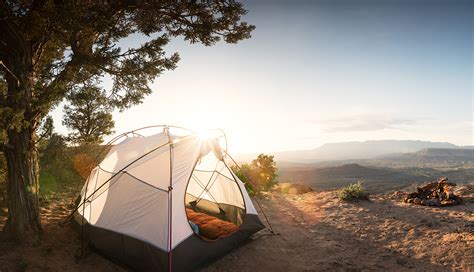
left=186, top=208, right=238, bottom=240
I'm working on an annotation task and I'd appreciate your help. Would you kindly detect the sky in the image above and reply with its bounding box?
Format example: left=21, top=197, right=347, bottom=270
left=51, top=0, right=473, bottom=154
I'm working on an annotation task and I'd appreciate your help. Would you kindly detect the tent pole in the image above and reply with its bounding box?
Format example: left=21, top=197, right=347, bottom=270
left=165, top=127, right=173, bottom=272
left=80, top=199, right=85, bottom=257
left=253, top=196, right=276, bottom=234
left=168, top=173, right=173, bottom=272
left=168, top=184, right=173, bottom=272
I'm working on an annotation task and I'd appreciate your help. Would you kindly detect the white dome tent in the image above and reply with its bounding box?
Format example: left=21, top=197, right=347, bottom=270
left=66, top=125, right=264, bottom=271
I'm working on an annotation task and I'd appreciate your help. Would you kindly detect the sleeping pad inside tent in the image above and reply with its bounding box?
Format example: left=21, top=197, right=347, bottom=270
left=69, top=126, right=265, bottom=271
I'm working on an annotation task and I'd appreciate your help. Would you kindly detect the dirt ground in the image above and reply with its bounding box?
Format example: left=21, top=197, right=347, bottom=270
left=203, top=188, right=474, bottom=272
left=1, top=187, right=473, bottom=272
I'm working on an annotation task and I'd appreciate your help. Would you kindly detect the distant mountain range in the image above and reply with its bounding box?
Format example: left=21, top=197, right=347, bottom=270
left=236, top=140, right=472, bottom=164
left=374, top=148, right=474, bottom=167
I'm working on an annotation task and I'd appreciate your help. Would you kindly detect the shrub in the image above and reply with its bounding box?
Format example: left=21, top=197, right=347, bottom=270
left=338, top=181, right=369, bottom=201
left=232, top=164, right=256, bottom=196
left=231, top=154, right=278, bottom=196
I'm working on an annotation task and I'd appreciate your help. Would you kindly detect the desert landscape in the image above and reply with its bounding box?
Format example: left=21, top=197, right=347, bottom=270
left=1, top=181, right=473, bottom=271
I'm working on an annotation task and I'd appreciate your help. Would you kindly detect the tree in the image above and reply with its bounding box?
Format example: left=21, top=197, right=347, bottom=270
left=0, top=1, right=254, bottom=242
left=39, top=133, right=67, bottom=167
left=232, top=154, right=278, bottom=195
left=63, top=82, right=114, bottom=145
left=253, top=154, right=278, bottom=189
left=37, top=115, right=54, bottom=145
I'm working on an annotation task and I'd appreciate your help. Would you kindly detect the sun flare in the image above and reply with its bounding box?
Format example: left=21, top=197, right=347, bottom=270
left=197, top=129, right=217, bottom=140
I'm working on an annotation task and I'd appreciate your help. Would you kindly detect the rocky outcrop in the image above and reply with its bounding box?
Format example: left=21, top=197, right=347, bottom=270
left=404, top=177, right=462, bottom=207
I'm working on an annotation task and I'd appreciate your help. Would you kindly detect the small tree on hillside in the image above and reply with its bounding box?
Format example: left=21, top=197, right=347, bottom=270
left=232, top=154, right=278, bottom=195
left=253, top=154, right=278, bottom=190
left=39, top=133, right=68, bottom=167
left=63, top=82, right=114, bottom=145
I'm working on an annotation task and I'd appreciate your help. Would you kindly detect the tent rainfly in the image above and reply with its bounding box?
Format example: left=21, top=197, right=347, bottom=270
left=70, top=126, right=265, bottom=271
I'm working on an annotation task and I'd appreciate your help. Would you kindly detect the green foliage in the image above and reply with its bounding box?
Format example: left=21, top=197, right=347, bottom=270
left=38, top=133, right=83, bottom=199
left=2, top=125, right=96, bottom=201
left=0, top=1, right=255, bottom=132
left=36, top=127, right=106, bottom=200
left=39, top=133, right=68, bottom=166
left=37, top=116, right=54, bottom=142
left=232, top=154, right=278, bottom=195
left=63, top=82, right=115, bottom=144
left=38, top=170, right=59, bottom=199
left=338, top=181, right=370, bottom=201
left=232, top=164, right=256, bottom=196
left=0, top=0, right=254, bottom=176
left=253, top=154, right=279, bottom=189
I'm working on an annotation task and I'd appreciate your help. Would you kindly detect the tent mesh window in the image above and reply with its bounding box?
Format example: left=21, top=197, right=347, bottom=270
left=185, top=151, right=245, bottom=241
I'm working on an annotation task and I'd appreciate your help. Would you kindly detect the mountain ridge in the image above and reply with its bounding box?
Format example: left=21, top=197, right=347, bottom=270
left=235, top=139, right=465, bottom=163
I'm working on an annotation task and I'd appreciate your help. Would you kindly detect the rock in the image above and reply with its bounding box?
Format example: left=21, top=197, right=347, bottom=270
left=441, top=200, right=455, bottom=206
left=438, top=177, right=456, bottom=187
left=418, top=182, right=438, bottom=193
left=454, top=184, right=474, bottom=197
left=404, top=177, right=462, bottom=207
left=405, top=192, right=418, bottom=202
left=426, top=199, right=441, bottom=207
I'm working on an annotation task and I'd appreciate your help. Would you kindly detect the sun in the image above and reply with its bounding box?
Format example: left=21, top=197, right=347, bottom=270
left=197, top=129, right=216, bottom=140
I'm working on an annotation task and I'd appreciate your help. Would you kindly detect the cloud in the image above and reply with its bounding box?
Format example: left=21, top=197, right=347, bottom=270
left=311, top=115, right=417, bottom=133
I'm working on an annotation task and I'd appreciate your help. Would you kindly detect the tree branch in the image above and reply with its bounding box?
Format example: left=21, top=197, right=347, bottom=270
left=0, top=60, right=20, bottom=87
left=0, top=142, right=14, bottom=152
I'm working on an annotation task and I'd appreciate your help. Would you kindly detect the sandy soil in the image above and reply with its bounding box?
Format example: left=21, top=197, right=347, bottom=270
left=1, top=187, right=473, bottom=271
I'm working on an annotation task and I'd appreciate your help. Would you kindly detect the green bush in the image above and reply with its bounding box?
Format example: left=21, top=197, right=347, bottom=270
left=231, top=154, right=278, bottom=196
left=338, top=181, right=369, bottom=201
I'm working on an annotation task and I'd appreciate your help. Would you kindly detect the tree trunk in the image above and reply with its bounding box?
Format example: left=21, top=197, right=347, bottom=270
left=0, top=20, right=43, bottom=243
left=2, top=127, right=42, bottom=242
